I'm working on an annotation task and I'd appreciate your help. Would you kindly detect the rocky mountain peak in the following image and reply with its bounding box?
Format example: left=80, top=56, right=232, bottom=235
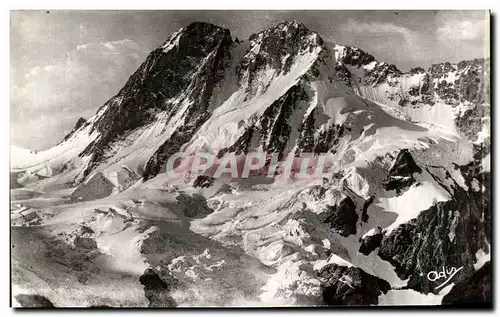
left=255, top=20, right=313, bottom=37
left=333, top=44, right=377, bottom=68
left=250, top=21, right=323, bottom=55
left=80, top=22, right=233, bottom=178
left=60, top=117, right=88, bottom=143
left=160, top=22, right=232, bottom=54
left=237, top=21, right=325, bottom=92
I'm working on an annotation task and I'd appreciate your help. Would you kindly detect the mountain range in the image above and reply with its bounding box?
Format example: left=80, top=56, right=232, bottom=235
left=11, top=21, right=491, bottom=307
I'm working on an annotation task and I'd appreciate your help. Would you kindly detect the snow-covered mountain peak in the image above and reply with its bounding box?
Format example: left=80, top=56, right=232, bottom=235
left=237, top=21, right=326, bottom=84
left=10, top=18, right=490, bottom=308
left=332, top=44, right=377, bottom=68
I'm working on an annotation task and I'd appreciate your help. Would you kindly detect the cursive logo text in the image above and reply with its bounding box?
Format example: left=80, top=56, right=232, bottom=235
left=426, top=266, right=463, bottom=290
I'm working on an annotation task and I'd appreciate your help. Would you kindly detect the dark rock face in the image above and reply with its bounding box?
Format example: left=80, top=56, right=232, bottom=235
left=337, top=46, right=376, bottom=68
left=76, top=225, right=95, bottom=236
left=141, top=23, right=234, bottom=180
left=15, top=294, right=55, bottom=308
left=335, top=45, right=403, bottom=87
left=323, top=197, right=358, bottom=237
left=69, top=172, right=115, bottom=201
left=377, top=147, right=490, bottom=294
left=358, top=227, right=383, bottom=255
left=217, top=82, right=311, bottom=159
left=174, top=193, right=213, bottom=218
left=311, top=124, right=344, bottom=155
left=383, top=149, right=422, bottom=195
left=238, top=21, right=322, bottom=96
left=455, top=103, right=490, bottom=142
left=435, top=80, right=458, bottom=104
left=61, top=117, right=88, bottom=143
left=458, top=59, right=490, bottom=104
left=73, top=236, right=98, bottom=250
left=259, top=84, right=309, bottom=154
left=214, top=183, right=233, bottom=195
left=317, top=263, right=391, bottom=306
left=216, top=126, right=255, bottom=158
left=428, top=61, right=456, bottom=77
left=430, top=59, right=489, bottom=105
left=333, top=62, right=352, bottom=86
left=408, top=84, right=420, bottom=97
left=408, top=66, right=426, bottom=74
left=307, top=184, right=327, bottom=200
left=442, top=262, right=491, bottom=307
left=334, top=44, right=405, bottom=88
left=139, top=268, right=177, bottom=307
left=77, top=22, right=233, bottom=180
left=296, top=107, right=343, bottom=155
left=383, top=176, right=417, bottom=195
left=193, top=175, right=215, bottom=188
left=364, top=63, right=402, bottom=86
left=361, top=195, right=374, bottom=223
left=388, top=149, right=422, bottom=177
left=143, top=127, right=198, bottom=180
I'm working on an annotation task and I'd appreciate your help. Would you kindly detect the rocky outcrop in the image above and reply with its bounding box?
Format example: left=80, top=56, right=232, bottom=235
left=141, top=23, right=233, bottom=180
left=15, top=294, right=55, bottom=308
left=73, top=236, right=98, bottom=250
left=364, top=63, right=402, bottom=86
left=377, top=147, right=490, bottom=294
left=333, top=62, right=352, bottom=86
left=217, top=82, right=311, bottom=159
left=174, top=193, right=213, bottom=218
left=442, top=262, right=491, bottom=307
left=296, top=109, right=344, bottom=155
left=336, top=45, right=376, bottom=68
left=361, top=195, right=374, bottom=223
left=139, top=268, right=177, bottom=307
left=323, top=197, right=358, bottom=237
left=358, top=227, right=383, bottom=255
left=430, top=59, right=489, bottom=105
left=215, top=22, right=332, bottom=160
left=10, top=171, right=23, bottom=189
left=238, top=21, right=323, bottom=97
left=193, top=175, right=215, bottom=188
left=317, top=263, right=391, bottom=306
left=214, top=183, right=234, bottom=195
left=387, top=149, right=422, bottom=176
left=69, top=172, right=115, bottom=202
left=259, top=84, right=309, bottom=154
left=16, top=209, right=42, bottom=226
left=455, top=105, right=489, bottom=143
left=383, top=149, right=422, bottom=195
left=61, top=117, right=88, bottom=143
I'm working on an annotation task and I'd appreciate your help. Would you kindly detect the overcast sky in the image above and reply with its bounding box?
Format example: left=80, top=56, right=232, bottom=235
left=11, top=10, right=490, bottom=150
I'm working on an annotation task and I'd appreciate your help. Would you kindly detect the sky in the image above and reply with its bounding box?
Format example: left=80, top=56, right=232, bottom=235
left=10, top=10, right=490, bottom=150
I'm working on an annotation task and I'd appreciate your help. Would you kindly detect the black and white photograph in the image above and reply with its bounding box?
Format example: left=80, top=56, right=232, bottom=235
left=9, top=9, right=491, bottom=308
